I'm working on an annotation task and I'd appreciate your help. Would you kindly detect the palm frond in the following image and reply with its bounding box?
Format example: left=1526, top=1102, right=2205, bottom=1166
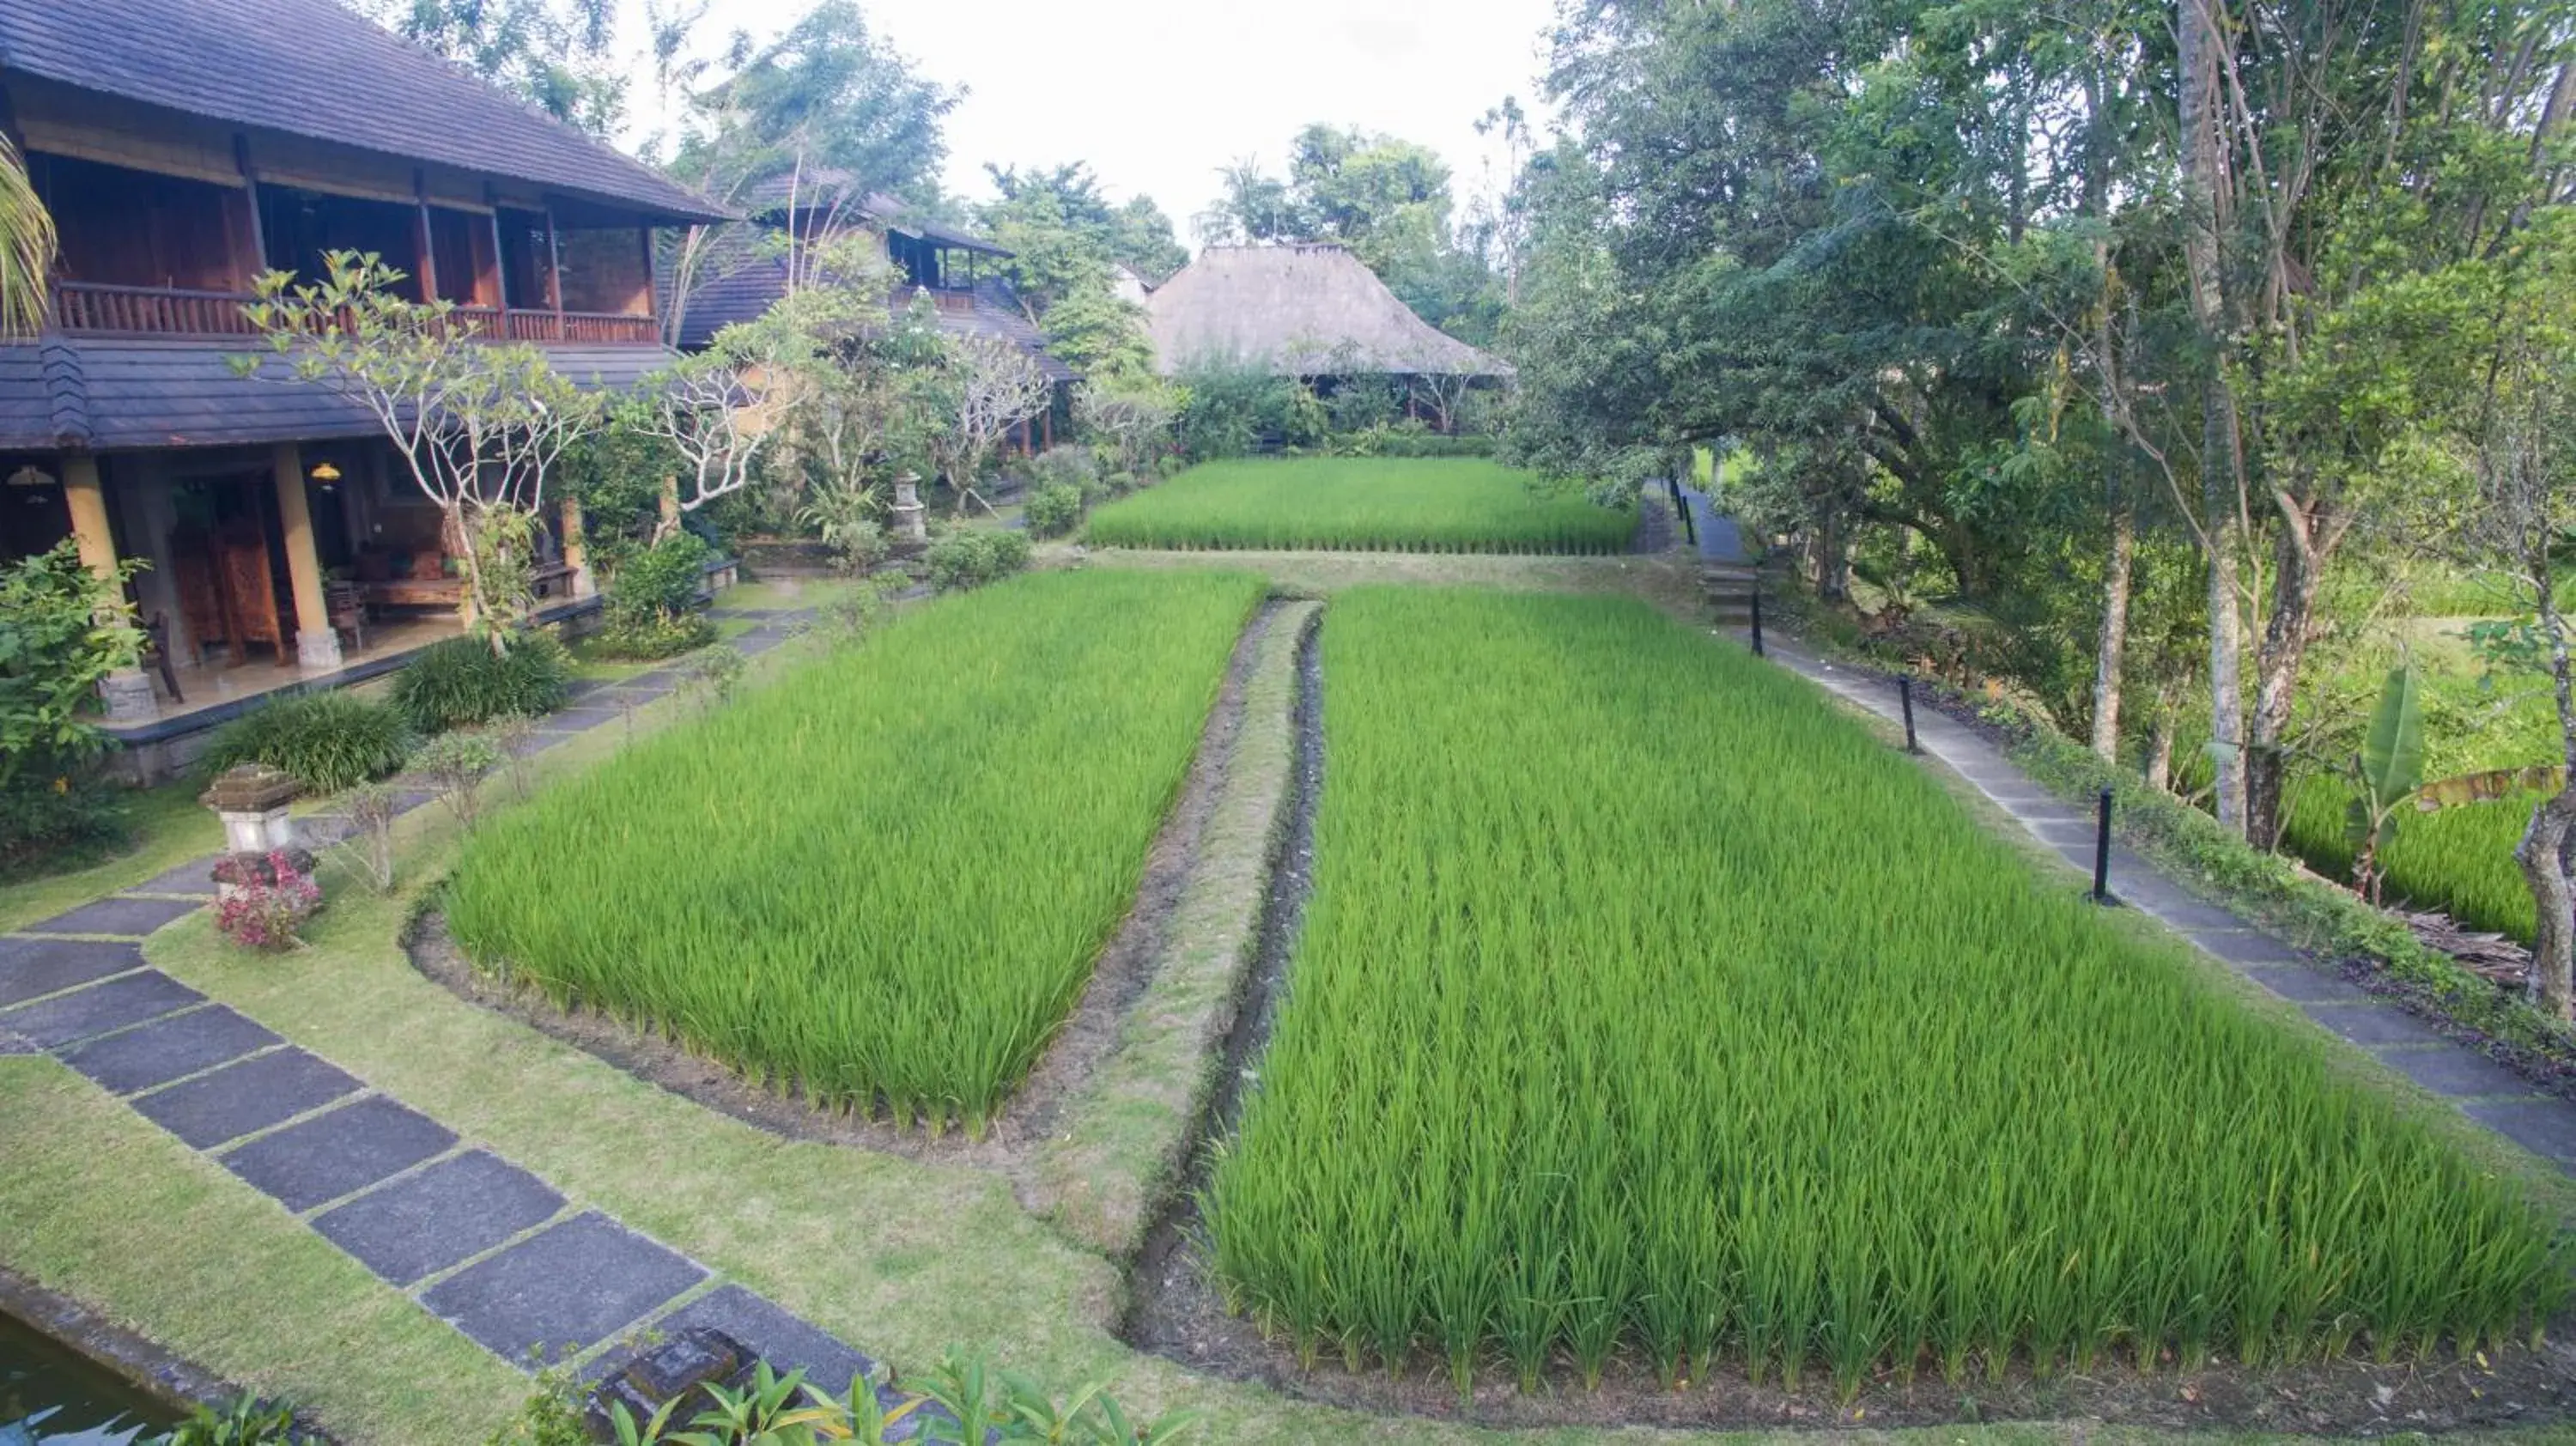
left=0, top=132, right=57, bottom=338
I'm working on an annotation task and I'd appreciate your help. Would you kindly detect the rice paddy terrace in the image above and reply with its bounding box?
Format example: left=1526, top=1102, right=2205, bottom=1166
left=1083, top=457, right=1638, bottom=555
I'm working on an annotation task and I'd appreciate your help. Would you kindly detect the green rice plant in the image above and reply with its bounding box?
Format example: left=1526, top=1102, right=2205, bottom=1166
left=447, top=569, right=1263, bottom=1132
left=2281, top=772, right=2542, bottom=941
left=198, top=690, right=411, bottom=793
left=1084, top=458, right=1636, bottom=555
left=1205, top=588, right=2566, bottom=1396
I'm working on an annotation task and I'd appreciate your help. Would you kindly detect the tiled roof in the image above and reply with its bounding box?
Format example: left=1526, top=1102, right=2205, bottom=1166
left=674, top=243, right=1075, bottom=383
left=0, top=0, right=729, bottom=224
left=0, top=337, right=675, bottom=451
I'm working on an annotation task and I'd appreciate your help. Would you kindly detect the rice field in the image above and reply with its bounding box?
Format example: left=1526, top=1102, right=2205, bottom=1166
left=446, top=568, right=1266, bottom=1132
left=1084, top=458, right=1636, bottom=555
left=1205, top=588, right=2564, bottom=1394
left=2282, top=774, right=2540, bottom=942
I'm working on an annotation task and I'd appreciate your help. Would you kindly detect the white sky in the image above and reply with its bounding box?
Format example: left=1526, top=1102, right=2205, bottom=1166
left=622, top=0, right=1563, bottom=239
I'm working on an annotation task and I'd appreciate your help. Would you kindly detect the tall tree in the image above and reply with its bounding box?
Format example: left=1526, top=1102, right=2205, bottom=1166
left=347, top=0, right=633, bottom=134
left=673, top=1, right=956, bottom=204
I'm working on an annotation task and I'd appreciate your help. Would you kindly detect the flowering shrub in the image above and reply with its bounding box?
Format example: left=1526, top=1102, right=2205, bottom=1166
left=214, top=851, right=323, bottom=951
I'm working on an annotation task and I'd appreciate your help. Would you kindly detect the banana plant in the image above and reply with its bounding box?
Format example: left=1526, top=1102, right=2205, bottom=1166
left=2346, top=664, right=2427, bottom=905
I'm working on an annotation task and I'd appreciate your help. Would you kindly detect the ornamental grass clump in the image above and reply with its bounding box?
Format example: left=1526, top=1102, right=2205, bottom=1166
left=1205, top=588, right=2567, bottom=1399
left=447, top=568, right=1264, bottom=1133
left=1084, top=457, right=1635, bottom=555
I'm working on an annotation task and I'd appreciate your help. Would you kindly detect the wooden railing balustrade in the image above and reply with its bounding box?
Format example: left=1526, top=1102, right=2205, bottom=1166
left=49, top=282, right=660, bottom=346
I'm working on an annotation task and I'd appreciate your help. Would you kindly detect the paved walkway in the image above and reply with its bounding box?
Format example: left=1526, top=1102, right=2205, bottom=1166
left=0, top=610, right=941, bottom=1427
left=1677, top=488, right=2576, bottom=1176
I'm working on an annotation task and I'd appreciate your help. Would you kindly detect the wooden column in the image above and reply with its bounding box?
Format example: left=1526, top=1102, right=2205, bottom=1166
left=270, top=442, right=340, bottom=671
left=559, top=493, right=593, bottom=598
left=544, top=207, right=564, bottom=317
left=63, top=455, right=155, bottom=720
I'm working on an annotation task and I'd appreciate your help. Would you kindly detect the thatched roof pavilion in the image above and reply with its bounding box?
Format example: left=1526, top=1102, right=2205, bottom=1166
left=1145, top=245, right=1511, bottom=380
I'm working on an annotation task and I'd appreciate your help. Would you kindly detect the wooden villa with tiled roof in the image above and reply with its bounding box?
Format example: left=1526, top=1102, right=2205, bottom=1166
left=0, top=0, right=729, bottom=771
left=674, top=171, right=1076, bottom=453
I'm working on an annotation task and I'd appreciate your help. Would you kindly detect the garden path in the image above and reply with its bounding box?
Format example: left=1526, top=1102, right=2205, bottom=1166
left=0, top=611, right=933, bottom=1424
left=1680, top=486, right=2576, bottom=1177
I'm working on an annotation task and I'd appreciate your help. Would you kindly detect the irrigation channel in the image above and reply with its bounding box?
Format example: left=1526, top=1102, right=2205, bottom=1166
left=0, top=1309, right=179, bottom=1444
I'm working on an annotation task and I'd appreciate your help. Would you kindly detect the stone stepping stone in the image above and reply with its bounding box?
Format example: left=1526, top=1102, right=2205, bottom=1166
left=2130, top=894, right=2249, bottom=933
left=127, top=856, right=221, bottom=898
left=61, top=1006, right=280, bottom=1095
left=639, top=1285, right=878, bottom=1395
left=621, top=670, right=677, bottom=690
left=0, top=937, right=144, bottom=1011
left=219, top=1096, right=458, bottom=1212
left=562, top=678, right=609, bottom=702
left=2465, top=1097, right=2576, bottom=1169
left=25, top=895, right=204, bottom=939
left=422, top=1212, right=707, bottom=1364
left=2240, top=965, right=2369, bottom=1006
left=2372, top=1045, right=2539, bottom=1100
left=2300, top=1002, right=2449, bottom=1048
left=0, top=970, right=204, bottom=1048
left=132, top=1048, right=364, bottom=1150
left=314, top=1150, right=566, bottom=1286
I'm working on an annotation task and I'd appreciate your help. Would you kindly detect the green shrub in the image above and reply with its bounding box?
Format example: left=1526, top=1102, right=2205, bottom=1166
left=145, top=1394, right=309, bottom=1445
left=1, top=540, right=143, bottom=867
left=200, top=691, right=412, bottom=793
left=392, top=633, right=571, bottom=732
left=603, top=532, right=712, bottom=631
left=586, top=611, right=719, bottom=662
left=1024, top=483, right=1084, bottom=539
left=1025, top=445, right=1100, bottom=500
left=924, top=529, right=1034, bottom=591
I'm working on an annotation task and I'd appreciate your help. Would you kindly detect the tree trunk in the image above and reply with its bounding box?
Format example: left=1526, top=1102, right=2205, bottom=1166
left=2518, top=797, right=2576, bottom=1020
left=2146, top=702, right=2178, bottom=794
left=653, top=475, right=682, bottom=545
left=2091, top=495, right=2136, bottom=762
left=2246, top=522, right=2326, bottom=849
left=2521, top=583, right=2576, bottom=1020
left=1814, top=510, right=1850, bottom=602
left=2178, top=0, right=2251, bottom=836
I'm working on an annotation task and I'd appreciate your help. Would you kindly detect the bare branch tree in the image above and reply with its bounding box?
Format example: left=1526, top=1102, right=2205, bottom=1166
left=628, top=349, right=776, bottom=544
left=930, top=337, right=1050, bottom=517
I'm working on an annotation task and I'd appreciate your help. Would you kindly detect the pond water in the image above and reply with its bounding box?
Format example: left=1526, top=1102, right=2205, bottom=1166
left=0, top=1312, right=178, bottom=1445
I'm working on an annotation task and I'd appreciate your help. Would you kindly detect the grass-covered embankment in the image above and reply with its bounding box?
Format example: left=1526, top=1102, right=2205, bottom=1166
left=1085, top=458, right=1636, bottom=555
left=447, top=568, right=1266, bottom=1132
left=1206, top=587, right=2567, bottom=1396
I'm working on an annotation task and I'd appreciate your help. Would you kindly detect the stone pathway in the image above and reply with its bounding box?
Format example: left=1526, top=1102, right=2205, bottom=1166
left=0, top=609, right=939, bottom=1426
left=1677, top=488, right=2576, bottom=1176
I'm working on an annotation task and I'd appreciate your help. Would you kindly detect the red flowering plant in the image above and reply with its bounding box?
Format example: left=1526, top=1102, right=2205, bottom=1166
left=213, top=850, right=323, bottom=951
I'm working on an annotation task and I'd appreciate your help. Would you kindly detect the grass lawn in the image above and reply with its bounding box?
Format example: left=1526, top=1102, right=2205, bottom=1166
left=0, top=778, right=222, bottom=933
left=1085, top=458, right=1637, bottom=555
left=1207, top=588, right=2566, bottom=1395
left=447, top=568, right=1266, bottom=1131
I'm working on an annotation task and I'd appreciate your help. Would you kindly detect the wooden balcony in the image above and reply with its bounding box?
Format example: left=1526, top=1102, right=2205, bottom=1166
left=52, top=282, right=662, bottom=345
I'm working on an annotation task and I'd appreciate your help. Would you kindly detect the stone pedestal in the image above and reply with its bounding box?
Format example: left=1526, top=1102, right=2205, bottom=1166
left=201, top=764, right=304, bottom=901
left=99, top=668, right=156, bottom=722
left=891, top=476, right=927, bottom=544
left=296, top=628, right=344, bottom=671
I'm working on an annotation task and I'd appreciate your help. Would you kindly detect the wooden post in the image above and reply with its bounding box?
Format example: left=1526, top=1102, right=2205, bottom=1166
left=488, top=204, right=510, bottom=320
left=544, top=207, right=564, bottom=317
left=559, top=494, right=593, bottom=598
left=62, top=455, right=155, bottom=720
left=657, top=475, right=680, bottom=542
left=638, top=225, right=658, bottom=323
left=412, top=171, right=441, bottom=304
left=270, top=443, right=339, bottom=670
left=234, top=134, right=269, bottom=280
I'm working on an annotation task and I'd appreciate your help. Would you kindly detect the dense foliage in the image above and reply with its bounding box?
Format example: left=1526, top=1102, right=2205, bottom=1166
left=447, top=569, right=1264, bottom=1132
left=200, top=692, right=412, bottom=794
left=1207, top=589, right=2566, bottom=1394
left=1085, top=459, right=1635, bottom=555
left=0, top=541, right=143, bottom=866
left=922, top=527, right=1032, bottom=591
left=391, top=632, right=572, bottom=733
left=593, top=532, right=718, bottom=660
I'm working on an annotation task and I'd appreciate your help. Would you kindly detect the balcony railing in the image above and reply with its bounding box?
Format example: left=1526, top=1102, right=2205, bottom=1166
left=51, top=282, right=662, bottom=346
